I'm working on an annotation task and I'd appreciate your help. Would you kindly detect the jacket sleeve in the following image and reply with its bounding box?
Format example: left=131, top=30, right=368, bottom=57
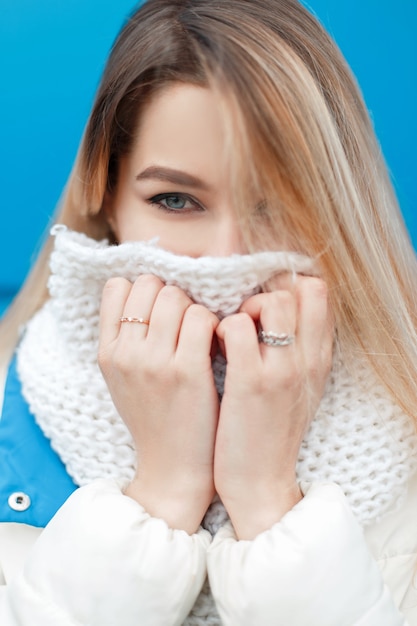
left=0, top=479, right=211, bottom=626
left=207, top=482, right=408, bottom=626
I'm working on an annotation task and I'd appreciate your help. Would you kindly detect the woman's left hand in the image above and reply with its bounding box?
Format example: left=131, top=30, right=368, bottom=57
left=215, top=275, right=333, bottom=539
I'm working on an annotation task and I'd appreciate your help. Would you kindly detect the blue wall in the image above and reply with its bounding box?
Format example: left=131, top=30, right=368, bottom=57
left=1, top=1, right=416, bottom=314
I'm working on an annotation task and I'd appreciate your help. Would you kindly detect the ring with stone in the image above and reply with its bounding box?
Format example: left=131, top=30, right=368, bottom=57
left=119, top=316, right=150, bottom=325
left=258, top=330, right=295, bottom=347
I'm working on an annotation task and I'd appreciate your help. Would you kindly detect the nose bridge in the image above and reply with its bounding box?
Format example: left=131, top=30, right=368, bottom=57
left=209, top=211, right=246, bottom=256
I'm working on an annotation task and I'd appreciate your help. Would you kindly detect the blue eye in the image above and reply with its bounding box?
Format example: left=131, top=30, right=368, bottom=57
left=149, top=193, right=204, bottom=213
left=164, top=195, right=186, bottom=209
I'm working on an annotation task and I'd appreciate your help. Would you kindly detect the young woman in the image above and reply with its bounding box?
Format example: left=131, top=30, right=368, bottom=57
left=1, top=0, right=416, bottom=624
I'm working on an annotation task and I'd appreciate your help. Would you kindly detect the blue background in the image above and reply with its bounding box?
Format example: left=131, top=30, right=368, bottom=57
left=1, top=1, right=416, bottom=315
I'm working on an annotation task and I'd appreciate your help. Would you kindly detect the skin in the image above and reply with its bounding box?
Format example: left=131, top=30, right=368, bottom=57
left=98, top=83, right=333, bottom=539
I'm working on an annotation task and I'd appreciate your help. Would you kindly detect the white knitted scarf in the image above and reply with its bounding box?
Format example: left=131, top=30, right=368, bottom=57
left=17, top=226, right=417, bottom=625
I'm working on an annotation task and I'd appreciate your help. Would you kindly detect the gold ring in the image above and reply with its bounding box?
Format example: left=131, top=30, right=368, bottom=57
left=119, top=317, right=150, bottom=325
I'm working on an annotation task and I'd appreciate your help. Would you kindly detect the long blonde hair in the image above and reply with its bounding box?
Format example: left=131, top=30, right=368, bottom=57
left=2, top=0, right=417, bottom=420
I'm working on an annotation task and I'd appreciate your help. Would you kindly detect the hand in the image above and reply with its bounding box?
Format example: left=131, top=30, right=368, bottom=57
left=215, top=275, right=333, bottom=539
left=98, top=275, right=220, bottom=534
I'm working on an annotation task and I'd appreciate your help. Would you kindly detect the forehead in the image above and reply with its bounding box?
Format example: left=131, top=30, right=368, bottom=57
left=130, top=82, right=231, bottom=182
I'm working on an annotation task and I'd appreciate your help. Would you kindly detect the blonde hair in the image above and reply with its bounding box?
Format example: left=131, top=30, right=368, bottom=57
left=2, top=0, right=417, bottom=421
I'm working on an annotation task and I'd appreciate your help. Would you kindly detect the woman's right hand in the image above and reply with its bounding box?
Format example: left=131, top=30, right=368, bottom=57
left=98, top=275, right=220, bottom=534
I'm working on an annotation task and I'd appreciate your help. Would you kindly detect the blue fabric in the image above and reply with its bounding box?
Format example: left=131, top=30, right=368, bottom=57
left=0, top=356, right=78, bottom=527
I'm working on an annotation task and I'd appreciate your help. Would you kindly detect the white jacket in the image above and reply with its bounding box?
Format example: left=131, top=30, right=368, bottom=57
left=0, top=475, right=415, bottom=625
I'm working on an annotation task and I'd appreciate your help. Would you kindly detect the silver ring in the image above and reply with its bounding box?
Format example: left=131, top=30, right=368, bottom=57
left=258, top=330, right=295, bottom=347
left=119, top=317, right=150, bottom=325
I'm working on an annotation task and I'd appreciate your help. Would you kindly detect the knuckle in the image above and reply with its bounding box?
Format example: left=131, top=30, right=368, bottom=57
left=259, top=288, right=293, bottom=306
left=185, top=303, right=218, bottom=326
left=102, top=276, right=131, bottom=296
left=185, top=303, right=205, bottom=318
left=277, top=363, right=300, bottom=390
left=273, top=289, right=294, bottom=308
left=260, top=371, right=294, bottom=395
left=140, top=349, right=173, bottom=380
left=173, top=363, right=191, bottom=385
left=108, top=340, right=148, bottom=378
left=226, top=312, right=252, bottom=330
left=250, top=358, right=300, bottom=394
left=305, top=358, right=321, bottom=380
left=220, top=313, right=254, bottom=342
left=134, top=274, right=163, bottom=289
left=109, top=348, right=133, bottom=376
left=97, top=346, right=111, bottom=372
left=305, top=351, right=332, bottom=383
left=103, top=276, right=127, bottom=289
left=304, top=277, right=328, bottom=300
left=158, top=284, right=189, bottom=305
left=269, top=271, right=294, bottom=291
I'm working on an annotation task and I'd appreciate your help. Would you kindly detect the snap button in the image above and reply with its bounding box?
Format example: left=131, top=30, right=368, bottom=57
left=8, top=492, right=31, bottom=512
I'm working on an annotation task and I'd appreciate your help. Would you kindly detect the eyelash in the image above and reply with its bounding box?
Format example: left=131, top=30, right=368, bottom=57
left=148, top=193, right=204, bottom=214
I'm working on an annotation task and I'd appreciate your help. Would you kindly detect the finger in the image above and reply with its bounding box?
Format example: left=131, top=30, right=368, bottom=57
left=241, top=291, right=297, bottom=359
left=296, top=277, right=332, bottom=362
left=240, top=275, right=296, bottom=324
left=216, top=313, right=261, bottom=371
left=176, top=304, right=219, bottom=367
left=99, top=277, right=133, bottom=350
left=145, top=285, right=194, bottom=356
left=119, top=274, right=165, bottom=340
left=267, top=271, right=298, bottom=293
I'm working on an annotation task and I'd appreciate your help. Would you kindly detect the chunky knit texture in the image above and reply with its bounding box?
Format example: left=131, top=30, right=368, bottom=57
left=17, top=226, right=417, bottom=624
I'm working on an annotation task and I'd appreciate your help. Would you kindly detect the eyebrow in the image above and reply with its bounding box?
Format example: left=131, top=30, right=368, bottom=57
left=135, top=166, right=210, bottom=191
